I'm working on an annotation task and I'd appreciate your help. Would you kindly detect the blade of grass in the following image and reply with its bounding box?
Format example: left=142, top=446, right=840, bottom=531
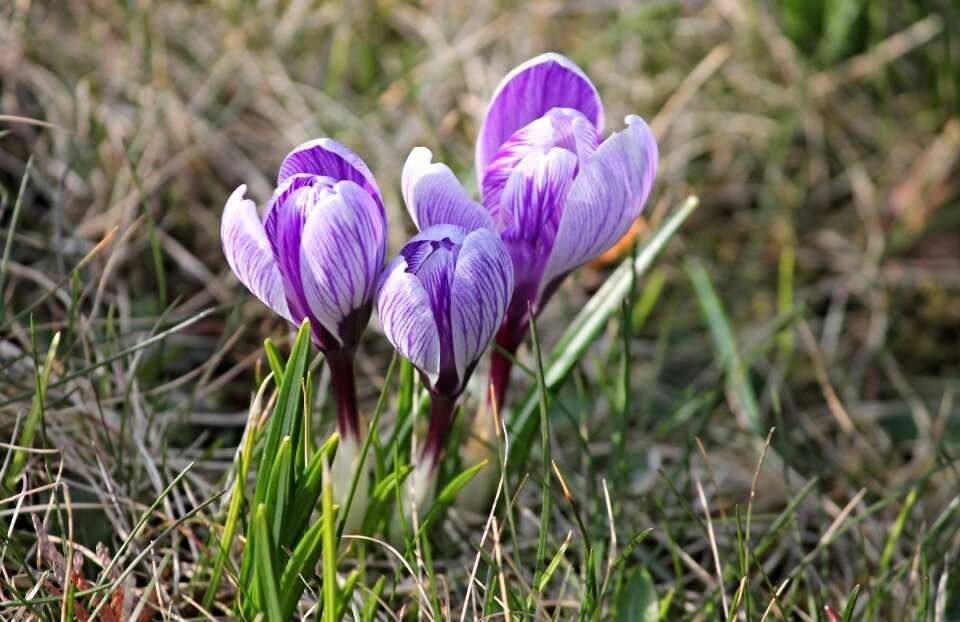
left=322, top=454, right=338, bottom=622
left=527, top=310, right=552, bottom=613
left=0, top=156, right=33, bottom=323
left=685, top=257, right=763, bottom=434
left=5, top=330, right=59, bottom=491
left=253, top=504, right=284, bottom=621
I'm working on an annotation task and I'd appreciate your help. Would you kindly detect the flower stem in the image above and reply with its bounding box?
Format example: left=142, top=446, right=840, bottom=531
left=421, top=393, right=459, bottom=470
left=324, top=349, right=360, bottom=442
left=489, top=321, right=527, bottom=411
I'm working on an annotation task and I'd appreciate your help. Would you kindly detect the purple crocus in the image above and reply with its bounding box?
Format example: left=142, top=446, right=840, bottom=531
left=403, top=53, right=658, bottom=407
left=221, top=138, right=387, bottom=442
left=376, top=224, right=513, bottom=469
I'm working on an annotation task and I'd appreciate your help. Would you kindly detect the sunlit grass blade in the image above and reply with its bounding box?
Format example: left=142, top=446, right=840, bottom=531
left=321, top=454, right=338, bottom=622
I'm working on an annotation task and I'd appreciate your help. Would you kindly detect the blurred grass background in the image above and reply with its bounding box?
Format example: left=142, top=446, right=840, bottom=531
left=1, top=0, right=959, bottom=619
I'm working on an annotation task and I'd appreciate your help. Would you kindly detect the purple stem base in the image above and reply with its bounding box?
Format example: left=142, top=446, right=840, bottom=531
left=324, top=349, right=361, bottom=442
left=421, top=393, right=459, bottom=471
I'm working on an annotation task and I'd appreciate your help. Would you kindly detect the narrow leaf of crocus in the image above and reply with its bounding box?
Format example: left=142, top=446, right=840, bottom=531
left=321, top=455, right=338, bottom=622
left=265, top=436, right=294, bottom=549
left=370, top=464, right=415, bottom=504
left=840, top=585, right=861, bottom=622
left=362, top=576, right=386, bottom=622
left=335, top=570, right=362, bottom=621
left=254, top=320, right=311, bottom=507
left=279, top=508, right=328, bottom=619
left=242, top=321, right=311, bottom=591
left=290, top=432, right=340, bottom=538
left=254, top=504, right=284, bottom=621
left=510, top=196, right=699, bottom=467
left=685, top=257, right=762, bottom=434
left=264, top=337, right=285, bottom=387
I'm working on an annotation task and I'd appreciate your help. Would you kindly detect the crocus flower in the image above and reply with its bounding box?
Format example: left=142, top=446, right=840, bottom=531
left=221, top=138, right=387, bottom=442
left=402, top=53, right=658, bottom=408
left=376, top=224, right=513, bottom=470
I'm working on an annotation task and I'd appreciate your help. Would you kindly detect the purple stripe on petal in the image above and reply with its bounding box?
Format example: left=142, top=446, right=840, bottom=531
left=401, top=148, right=496, bottom=233
left=221, top=185, right=291, bottom=321
left=377, top=257, right=441, bottom=384
left=477, top=53, right=604, bottom=187
left=501, top=147, right=578, bottom=252
left=482, top=108, right=600, bottom=217
left=278, top=138, right=382, bottom=208
left=264, top=174, right=333, bottom=256
left=300, top=180, right=387, bottom=347
left=541, top=115, right=658, bottom=297
left=450, top=229, right=514, bottom=386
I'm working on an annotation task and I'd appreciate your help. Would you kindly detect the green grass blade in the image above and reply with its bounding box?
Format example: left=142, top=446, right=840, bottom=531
left=265, top=436, right=294, bottom=548
left=253, top=504, right=284, bottom=621
left=528, top=311, right=552, bottom=612
left=685, top=257, right=762, bottom=434
left=255, top=321, right=311, bottom=506
left=0, top=156, right=33, bottom=323
left=279, top=509, right=327, bottom=619
left=322, top=454, right=338, bottom=622
left=6, top=330, right=59, bottom=491
left=264, top=337, right=286, bottom=386
left=840, top=584, right=861, bottom=622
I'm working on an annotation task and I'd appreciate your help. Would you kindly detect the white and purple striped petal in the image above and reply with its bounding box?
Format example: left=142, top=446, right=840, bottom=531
left=500, top=147, right=578, bottom=250
left=402, top=148, right=496, bottom=233
left=278, top=138, right=382, bottom=208
left=300, top=180, right=387, bottom=347
left=377, top=256, right=443, bottom=387
left=482, top=108, right=600, bottom=218
left=221, top=185, right=291, bottom=322
left=476, top=53, right=604, bottom=187
left=451, top=229, right=514, bottom=386
left=377, top=225, right=512, bottom=397
left=540, top=115, right=658, bottom=296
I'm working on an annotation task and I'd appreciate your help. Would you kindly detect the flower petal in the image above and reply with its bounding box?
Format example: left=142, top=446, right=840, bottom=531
left=221, top=185, right=291, bottom=321
left=278, top=138, right=382, bottom=207
left=476, top=53, right=604, bottom=187
left=540, top=116, right=658, bottom=297
left=377, top=256, right=441, bottom=385
left=451, top=229, right=514, bottom=387
left=501, top=147, right=578, bottom=250
left=402, top=147, right=496, bottom=233
left=482, top=108, right=600, bottom=216
left=300, top=180, right=387, bottom=347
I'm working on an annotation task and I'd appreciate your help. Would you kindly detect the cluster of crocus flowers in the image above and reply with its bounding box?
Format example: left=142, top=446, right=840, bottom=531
left=222, top=52, right=657, bottom=524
